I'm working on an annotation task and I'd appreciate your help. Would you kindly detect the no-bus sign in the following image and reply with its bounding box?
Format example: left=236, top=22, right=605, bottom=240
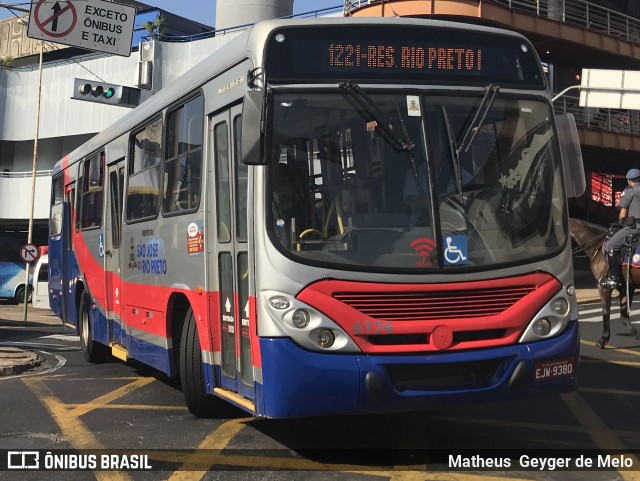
left=27, top=0, right=136, bottom=57
left=19, top=243, right=39, bottom=263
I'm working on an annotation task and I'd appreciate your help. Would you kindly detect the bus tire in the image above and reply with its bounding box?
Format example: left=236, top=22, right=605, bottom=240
left=79, top=293, right=108, bottom=363
left=14, top=285, right=32, bottom=304
left=179, top=307, right=211, bottom=417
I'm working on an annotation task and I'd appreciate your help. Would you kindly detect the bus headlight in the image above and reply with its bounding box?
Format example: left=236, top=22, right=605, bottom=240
left=550, top=298, right=569, bottom=315
left=292, top=309, right=310, bottom=328
left=519, top=293, right=574, bottom=343
left=317, top=329, right=335, bottom=348
left=532, top=318, right=552, bottom=336
left=262, top=290, right=360, bottom=353
left=269, top=296, right=290, bottom=310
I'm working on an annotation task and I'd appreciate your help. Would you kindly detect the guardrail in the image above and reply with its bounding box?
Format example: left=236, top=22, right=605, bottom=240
left=0, top=170, right=53, bottom=178
left=553, top=94, right=640, bottom=136
left=343, top=0, right=640, bottom=44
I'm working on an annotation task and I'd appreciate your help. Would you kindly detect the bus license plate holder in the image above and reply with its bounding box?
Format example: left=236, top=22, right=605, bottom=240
left=534, top=357, right=576, bottom=381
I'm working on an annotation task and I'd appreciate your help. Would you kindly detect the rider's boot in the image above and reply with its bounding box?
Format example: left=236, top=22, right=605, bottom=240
left=600, top=249, right=623, bottom=290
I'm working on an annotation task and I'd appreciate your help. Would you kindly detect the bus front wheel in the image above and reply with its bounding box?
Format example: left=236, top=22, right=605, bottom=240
left=179, top=307, right=211, bottom=417
left=79, top=293, right=108, bottom=363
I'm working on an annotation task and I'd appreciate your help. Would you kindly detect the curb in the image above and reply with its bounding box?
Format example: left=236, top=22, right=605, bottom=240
left=0, top=347, right=42, bottom=377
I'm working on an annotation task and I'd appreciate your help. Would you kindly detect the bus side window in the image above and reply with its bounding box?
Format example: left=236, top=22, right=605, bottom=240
left=79, top=152, right=104, bottom=229
left=234, top=114, right=248, bottom=242
left=163, top=95, right=204, bottom=214
left=215, top=121, right=231, bottom=242
left=127, top=117, right=162, bottom=222
left=50, top=175, right=64, bottom=236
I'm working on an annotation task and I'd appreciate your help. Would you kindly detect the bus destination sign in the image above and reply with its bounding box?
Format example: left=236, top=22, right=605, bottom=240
left=328, top=44, right=482, bottom=73
left=266, top=25, right=545, bottom=88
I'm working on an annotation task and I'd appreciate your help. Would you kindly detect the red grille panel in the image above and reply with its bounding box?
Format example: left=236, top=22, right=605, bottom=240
left=296, top=273, right=562, bottom=353
left=333, top=286, right=536, bottom=321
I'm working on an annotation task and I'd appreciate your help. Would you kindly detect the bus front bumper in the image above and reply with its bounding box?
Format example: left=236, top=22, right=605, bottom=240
left=257, top=321, right=579, bottom=418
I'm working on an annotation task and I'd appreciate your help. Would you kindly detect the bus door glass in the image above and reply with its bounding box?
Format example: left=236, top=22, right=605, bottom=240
left=105, top=159, right=125, bottom=344
left=210, top=105, right=254, bottom=399
left=63, top=182, right=75, bottom=322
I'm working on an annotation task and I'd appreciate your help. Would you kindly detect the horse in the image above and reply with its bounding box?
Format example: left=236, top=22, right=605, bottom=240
left=568, top=217, right=640, bottom=348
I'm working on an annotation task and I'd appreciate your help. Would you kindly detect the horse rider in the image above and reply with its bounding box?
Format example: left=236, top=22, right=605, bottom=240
left=601, top=168, right=640, bottom=290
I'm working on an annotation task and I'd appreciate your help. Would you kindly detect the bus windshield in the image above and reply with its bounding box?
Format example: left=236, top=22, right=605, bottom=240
left=267, top=91, right=567, bottom=271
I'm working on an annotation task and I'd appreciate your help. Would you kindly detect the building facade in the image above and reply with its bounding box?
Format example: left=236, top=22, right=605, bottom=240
left=0, top=2, right=227, bottom=243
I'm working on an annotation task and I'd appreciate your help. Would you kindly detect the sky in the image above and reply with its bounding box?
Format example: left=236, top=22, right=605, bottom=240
left=0, top=1, right=342, bottom=25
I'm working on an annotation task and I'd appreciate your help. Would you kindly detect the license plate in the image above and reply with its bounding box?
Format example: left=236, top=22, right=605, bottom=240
left=534, top=357, right=576, bottom=381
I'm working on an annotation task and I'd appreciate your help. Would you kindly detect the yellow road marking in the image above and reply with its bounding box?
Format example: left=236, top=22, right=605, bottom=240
left=22, top=377, right=134, bottom=481
left=562, top=392, right=640, bottom=481
left=580, top=387, right=640, bottom=397
left=167, top=420, right=247, bottom=481
left=582, top=359, right=640, bottom=367
left=65, top=403, right=188, bottom=411
left=66, top=377, right=156, bottom=417
left=580, top=340, right=640, bottom=357
left=39, top=376, right=144, bottom=381
left=433, top=414, right=585, bottom=434
left=130, top=448, right=544, bottom=481
left=22, top=370, right=546, bottom=481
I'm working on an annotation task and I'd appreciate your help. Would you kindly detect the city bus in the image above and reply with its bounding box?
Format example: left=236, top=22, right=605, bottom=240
left=49, top=17, right=585, bottom=418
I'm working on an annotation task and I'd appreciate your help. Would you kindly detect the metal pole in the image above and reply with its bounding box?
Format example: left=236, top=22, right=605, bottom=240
left=22, top=40, right=43, bottom=321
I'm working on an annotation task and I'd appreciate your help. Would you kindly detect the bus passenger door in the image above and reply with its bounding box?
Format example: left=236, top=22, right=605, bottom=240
left=104, top=160, right=125, bottom=345
left=209, top=106, right=255, bottom=400
left=63, top=183, right=75, bottom=323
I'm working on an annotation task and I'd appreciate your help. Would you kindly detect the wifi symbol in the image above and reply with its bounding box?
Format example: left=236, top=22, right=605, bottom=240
left=410, top=237, right=436, bottom=259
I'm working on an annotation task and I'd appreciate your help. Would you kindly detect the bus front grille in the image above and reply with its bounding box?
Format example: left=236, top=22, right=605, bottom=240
left=333, top=286, right=536, bottom=321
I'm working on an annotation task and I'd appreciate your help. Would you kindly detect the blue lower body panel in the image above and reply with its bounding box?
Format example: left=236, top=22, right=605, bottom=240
left=258, top=321, right=579, bottom=418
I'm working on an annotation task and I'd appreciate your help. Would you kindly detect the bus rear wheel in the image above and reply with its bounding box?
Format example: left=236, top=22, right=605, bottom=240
left=79, top=293, right=108, bottom=363
left=179, top=307, right=212, bottom=417
left=14, top=285, right=32, bottom=304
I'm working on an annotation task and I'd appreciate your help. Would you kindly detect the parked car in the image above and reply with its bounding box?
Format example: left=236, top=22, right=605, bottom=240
left=32, top=254, right=49, bottom=309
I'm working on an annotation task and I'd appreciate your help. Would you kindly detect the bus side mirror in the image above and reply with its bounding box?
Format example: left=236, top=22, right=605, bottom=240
left=241, top=91, right=267, bottom=165
left=556, top=113, right=586, bottom=198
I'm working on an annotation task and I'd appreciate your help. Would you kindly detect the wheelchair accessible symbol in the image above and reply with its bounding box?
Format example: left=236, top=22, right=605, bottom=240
left=443, top=235, right=468, bottom=265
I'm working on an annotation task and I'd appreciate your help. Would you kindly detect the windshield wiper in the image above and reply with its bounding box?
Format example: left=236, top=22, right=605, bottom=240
left=338, top=80, right=422, bottom=196
left=441, top=84, right=500, bottom=197
left=442, top=106, right=463, bottom=197
left=459, top=84, right=500, bottom=155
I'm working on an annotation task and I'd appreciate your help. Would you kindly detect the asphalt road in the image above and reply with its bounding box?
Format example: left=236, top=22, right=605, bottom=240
left=0, top=301, right=639, bottom=481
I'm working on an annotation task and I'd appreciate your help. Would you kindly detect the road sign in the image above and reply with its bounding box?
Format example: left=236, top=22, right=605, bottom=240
left=27, top=0, right=136, bottom=57
left=579, top=69, right=640, bottom=109
left=19, top=243, right=39, bottom=263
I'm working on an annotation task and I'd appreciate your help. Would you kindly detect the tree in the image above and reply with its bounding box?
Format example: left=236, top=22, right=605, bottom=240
left=142, top=14, right=167, bottom=39
left=0, top=57, right=14, bottom=67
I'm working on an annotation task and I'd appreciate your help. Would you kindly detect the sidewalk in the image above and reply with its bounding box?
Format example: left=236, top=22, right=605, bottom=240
left=0, top=302, right=66, bottom=377
left=0, top=302, right=65, bottom=327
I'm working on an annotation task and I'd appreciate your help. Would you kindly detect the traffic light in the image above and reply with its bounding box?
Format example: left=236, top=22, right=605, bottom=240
left=72, top=78, right=141, bottom=108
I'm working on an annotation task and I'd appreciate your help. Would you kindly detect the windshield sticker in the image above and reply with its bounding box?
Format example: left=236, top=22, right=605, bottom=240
left=410, top=237, right=436, bottom=267
left=499, top=131, right=551, bottom=190
left=443, top=235, right=469, bottom=265
left=406, top=95, right=421, bottom=117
